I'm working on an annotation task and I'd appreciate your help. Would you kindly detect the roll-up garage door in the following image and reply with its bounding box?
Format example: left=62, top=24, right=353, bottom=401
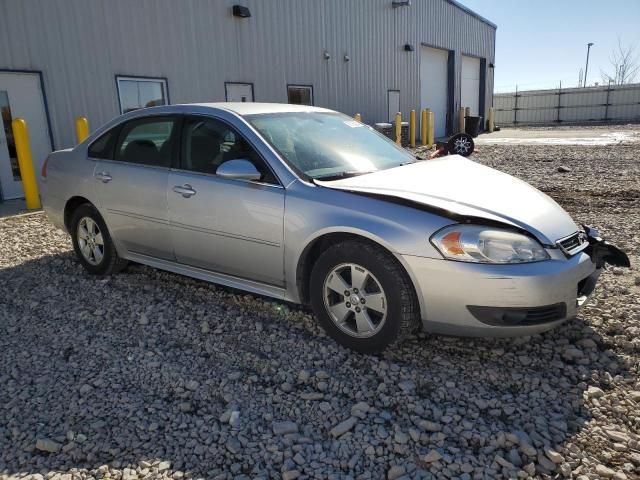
left=461, top=55, right=481, bottom=116
left=420, top=46, right=449, bottom=138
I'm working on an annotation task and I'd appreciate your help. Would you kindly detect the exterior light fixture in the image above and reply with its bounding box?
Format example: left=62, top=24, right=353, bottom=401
left=232, top=5, right=251, bottom=18
left=404, top=44, right=414, bottom=52
left=392, top=0, right=411, bottom=7
left=344, top=54, right=351, bottom=62
left=323, top=51, right=331, bottom=60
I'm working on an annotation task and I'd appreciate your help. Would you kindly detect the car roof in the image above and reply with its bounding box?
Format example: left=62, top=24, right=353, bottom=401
left=179, top=102, right=335, bottom=116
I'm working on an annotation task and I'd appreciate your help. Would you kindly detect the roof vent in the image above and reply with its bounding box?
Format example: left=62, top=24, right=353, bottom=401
left=232, top=5, right=251, bottom=18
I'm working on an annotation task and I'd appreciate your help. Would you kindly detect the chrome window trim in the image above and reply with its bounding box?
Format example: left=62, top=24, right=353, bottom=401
left=95, top=157, right=172, bottom=172
left=168, top=167, right=284, bottom=189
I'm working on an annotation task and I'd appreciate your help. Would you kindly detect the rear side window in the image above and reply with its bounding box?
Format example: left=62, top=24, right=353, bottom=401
left=88, top=129, right=118, bottom=159
left=114, top=116, right=177, bottom=168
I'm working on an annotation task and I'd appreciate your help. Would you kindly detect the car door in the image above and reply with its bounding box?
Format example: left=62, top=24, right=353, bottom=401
left=92, top=115, right=179, bottom=260
left=168, top=115, right=285, bottom=286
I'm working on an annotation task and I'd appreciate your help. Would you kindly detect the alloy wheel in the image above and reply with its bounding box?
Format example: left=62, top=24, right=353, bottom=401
left=452, top=136, right=472, bottom=155
left=323, top=263, right=388, bottom=338
left=77, top=217, right=105, bottom=266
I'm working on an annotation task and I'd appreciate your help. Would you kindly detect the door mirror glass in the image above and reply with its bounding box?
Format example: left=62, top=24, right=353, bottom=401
left=216, top=159, right=261, bottom=181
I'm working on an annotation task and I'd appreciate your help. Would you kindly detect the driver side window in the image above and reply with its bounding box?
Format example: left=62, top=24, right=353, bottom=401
left=181, top=116, right=277, bottom=184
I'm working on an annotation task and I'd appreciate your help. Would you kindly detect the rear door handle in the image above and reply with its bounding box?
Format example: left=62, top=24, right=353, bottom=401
left=95, top=171, right=112, bottom=183
left=173, top=184, right=196, bottom=198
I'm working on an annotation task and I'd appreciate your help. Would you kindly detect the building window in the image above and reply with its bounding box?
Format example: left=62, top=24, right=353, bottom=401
left=287, top=85, right=313, bottom=106
left=225, top=82, right=254, bottom=102
left=116, top=76, right=168, bottom=114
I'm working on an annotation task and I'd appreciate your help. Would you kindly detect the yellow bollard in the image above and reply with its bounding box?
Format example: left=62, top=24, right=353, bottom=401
left=409, top=110, right=416, bottom=148
left=427, top=110, right=435, bottom=147
left=11, top=119, right=41, bottom=210
left=421, top=109, right=427, bottom=146
left=458, top=107, right=466, bottom=133
left=488, top=107, right=495, bottom=133
left=75, top=116, right=90, bottom=144
left=395, top=112, right=402, bottom=145
left=354, top=113, right=362, bottom=122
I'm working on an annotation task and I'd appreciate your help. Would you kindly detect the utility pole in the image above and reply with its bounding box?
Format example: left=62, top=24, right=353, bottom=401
left=584, top=42, right=594, bottom=87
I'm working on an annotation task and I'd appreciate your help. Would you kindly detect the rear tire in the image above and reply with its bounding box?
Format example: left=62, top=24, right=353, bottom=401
left=309, top=240, right=419, bottom=353
left=70, top=203, right=127, bottom=275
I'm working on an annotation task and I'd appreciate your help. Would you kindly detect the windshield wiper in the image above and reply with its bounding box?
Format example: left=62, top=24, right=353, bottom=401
left=313, top=170, right=375, bottom=181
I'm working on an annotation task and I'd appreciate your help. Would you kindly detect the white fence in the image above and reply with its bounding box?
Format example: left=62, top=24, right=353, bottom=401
left=494, top=83, right=640, bottom=126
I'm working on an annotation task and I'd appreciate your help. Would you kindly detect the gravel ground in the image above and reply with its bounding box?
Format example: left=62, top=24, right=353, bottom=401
left=1, top=126, right=639, bottom=480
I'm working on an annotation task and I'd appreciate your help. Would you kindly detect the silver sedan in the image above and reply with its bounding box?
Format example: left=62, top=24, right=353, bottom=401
left=42, top=103, right=629, bottom=353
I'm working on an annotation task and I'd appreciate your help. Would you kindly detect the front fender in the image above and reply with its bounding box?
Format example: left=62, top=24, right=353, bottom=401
left=282, top=181, right=452, bottom=306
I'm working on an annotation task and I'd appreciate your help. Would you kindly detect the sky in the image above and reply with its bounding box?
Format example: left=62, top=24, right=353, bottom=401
left=461, top=0, right=640, bottom=92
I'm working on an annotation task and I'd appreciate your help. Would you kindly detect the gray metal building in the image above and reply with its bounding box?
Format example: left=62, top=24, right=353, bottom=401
left=0, top=0, right=496, bottom=201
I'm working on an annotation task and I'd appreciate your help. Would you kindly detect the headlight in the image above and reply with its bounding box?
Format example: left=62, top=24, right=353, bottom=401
left=431, top=224, right=550, bottom=264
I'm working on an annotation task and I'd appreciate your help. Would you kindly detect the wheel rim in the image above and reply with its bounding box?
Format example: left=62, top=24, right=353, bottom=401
left=77, top=217, right=105, bottom=266
left=323, top=263, right=388, bottom=338
left=453, top=137, right=471, bottom=155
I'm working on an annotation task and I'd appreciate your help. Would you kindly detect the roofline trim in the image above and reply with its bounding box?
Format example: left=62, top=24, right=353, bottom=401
left=445, top=0, right=497, bottom=29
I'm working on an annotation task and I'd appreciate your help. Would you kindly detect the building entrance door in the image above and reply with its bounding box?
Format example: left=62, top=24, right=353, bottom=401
left=0, top=72, right=51, bottom=200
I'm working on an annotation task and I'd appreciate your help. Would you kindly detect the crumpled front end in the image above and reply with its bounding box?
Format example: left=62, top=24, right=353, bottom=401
left=402, top=227, right=629, bottom=337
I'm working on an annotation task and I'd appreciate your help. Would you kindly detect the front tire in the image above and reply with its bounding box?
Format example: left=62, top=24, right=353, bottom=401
left=310, top=240, right=419, bottom=353
left=70, top=203, right=127, bottom=275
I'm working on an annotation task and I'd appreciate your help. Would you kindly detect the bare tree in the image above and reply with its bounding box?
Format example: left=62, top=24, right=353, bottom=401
left=600, top=39, right=640, bottom=85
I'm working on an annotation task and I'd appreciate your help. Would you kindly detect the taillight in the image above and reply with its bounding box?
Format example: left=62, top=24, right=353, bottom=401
left=41, top=155, right=50, bottom=178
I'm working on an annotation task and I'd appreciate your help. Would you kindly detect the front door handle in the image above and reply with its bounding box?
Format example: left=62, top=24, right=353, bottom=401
left=173, top=184, right=196, bottom=198
left=95, top=171, right=112, bottom=183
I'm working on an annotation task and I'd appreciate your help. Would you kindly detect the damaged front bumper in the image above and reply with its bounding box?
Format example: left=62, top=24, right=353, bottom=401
left=402, top=226, right=630, bottom=337
left=583, top=225, right=630, bottom=269
left=576, top=226, right=630, bottom=307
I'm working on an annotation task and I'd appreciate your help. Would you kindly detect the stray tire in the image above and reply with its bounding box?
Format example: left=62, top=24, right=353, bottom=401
left=447, top=133, right=474, bottom=157
left=70, top=203, right=127, bottom=275
left=310, top=240, right=419, bottom=353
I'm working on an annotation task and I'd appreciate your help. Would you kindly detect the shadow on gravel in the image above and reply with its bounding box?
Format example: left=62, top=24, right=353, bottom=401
left=0, top=252, right=634, bottom=478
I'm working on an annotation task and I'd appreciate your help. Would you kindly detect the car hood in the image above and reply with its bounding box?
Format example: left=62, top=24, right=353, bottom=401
left=316, top=155, right=579, bottom=245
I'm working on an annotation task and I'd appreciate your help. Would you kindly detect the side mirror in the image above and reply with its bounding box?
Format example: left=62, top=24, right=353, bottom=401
left=216, top=159, right=261, bottom=181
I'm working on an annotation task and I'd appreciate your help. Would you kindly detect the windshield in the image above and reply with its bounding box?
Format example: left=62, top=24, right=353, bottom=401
left=246, top=112, right=415, bottom=179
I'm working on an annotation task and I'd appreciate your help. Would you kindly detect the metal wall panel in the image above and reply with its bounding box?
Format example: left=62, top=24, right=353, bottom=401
left=609, top=84, right=640, bottom=109
left=495, top=83, right=640, bottom=125
left=493, top=95, right=515, bottom=110
left=518, top=93, right=558, bottom=109
left=0, top=0, right=496, bottom=148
